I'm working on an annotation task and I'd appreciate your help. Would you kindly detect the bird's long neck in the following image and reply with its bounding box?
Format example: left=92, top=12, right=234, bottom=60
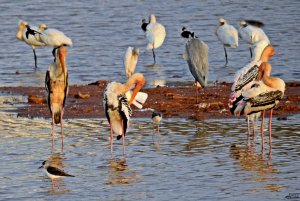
left=260, top=63, right=284, bottom=92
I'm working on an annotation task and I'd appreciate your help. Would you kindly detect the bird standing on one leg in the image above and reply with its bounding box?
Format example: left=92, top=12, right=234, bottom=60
left=103, top=73, right=146, bottom=158
left=215, top=18, right=238, bottom=66
left=16, top=20, right=46, bottom=69
left=45, top=46, right=69, bottom=146
left=145, top=14, right=166, bottom=64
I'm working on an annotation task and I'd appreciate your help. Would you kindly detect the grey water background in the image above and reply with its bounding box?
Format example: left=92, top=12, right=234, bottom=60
left=0, top=96, right=299, bottom=200
left=0, top=0, right=299, bottom=200
left=0, top=0, right=299, bottom=87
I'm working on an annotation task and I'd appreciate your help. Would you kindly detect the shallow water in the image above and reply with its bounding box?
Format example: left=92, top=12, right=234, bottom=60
left=0, top=0, right=299, bottom=87
left=0, top=96, right=299, bottom=201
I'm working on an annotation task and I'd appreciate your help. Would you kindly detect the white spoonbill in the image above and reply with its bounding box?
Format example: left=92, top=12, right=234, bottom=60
left=239, top=20, right=270, bottom=59
left=146, top=14, right=166, bottom=64
left=31, top=24, right=72, bottom=58
left=45, top=46, right=69, bottom=145
left=234, top=62, right=285, bottom=149
left=103, top=73, right=146, bottom=157
left=215, top=18, right=238, bottom=66
left=228, top=45, right=274, bottom=145
left=16, top=20, right=46, bottom=69
left=124, top=46, right=140, bottom=78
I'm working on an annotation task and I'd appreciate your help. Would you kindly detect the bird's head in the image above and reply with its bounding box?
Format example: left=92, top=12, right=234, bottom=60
left=142, top=19, right=147, bottom=24
left=18, top=20, right=28, bottom=28
left=219, top=18, right=226, bottom=25
left=39, top=23, right=48, bottom=31
left=128, top=73, right=145, bottom=105
left=240, top=20, right=247, bottom=27
left=39, top=160, right=50, bottom=169
left=182, top=26, right=186, bottom=31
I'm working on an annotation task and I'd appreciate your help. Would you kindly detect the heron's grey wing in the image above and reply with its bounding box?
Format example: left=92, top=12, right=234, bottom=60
left=186, top=38, right=209, bottom=87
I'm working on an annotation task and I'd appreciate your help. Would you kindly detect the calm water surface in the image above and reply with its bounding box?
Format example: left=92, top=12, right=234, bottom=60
left=0, top=96, right=299, bottom=200
left=0, top=0, right=299, bottom=87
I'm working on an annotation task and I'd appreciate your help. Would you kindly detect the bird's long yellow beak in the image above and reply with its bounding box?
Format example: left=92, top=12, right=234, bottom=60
left=129, top=81, right=145, bottom=105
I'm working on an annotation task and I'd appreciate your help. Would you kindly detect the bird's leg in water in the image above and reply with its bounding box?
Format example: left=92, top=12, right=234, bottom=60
left=224, top=47, right=228, bottom=66
left=33, top=49, right=37, bottom=69
left=152, top=48, right=156, bottom=64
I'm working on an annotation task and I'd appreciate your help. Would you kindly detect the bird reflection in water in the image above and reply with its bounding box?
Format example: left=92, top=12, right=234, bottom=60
left=107, top=158, right=141, bottom=186
left=45, top=152, right=71, bottom=194
left=229, top=144, right=283, bottom=192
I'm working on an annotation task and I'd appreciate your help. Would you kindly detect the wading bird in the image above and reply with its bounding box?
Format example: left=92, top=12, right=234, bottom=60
left=183, top=37, right=209, bottom=103
left=152, top=111, right=162, bottom=132
left=234, top=62, right=285, bottom=149
left=215, top=18, right=238, bottom=66
left=145, top=14, right=166, bottom=64
left=16, top=20, right=46, bottom=69
left=28, top=24, right=72, bottom=59
left=39, top=160, right=74, bottom=182
left=103, top=73, right=146, bottom=157
left=228, top=45, right=275, bottom=145
left=141, top=19, right=149, bottom=32
left=239, top=20, right=270, bottom=59
left=45, top=46, right=69, bottom=145
left=124, top=46, right=140, bottom=78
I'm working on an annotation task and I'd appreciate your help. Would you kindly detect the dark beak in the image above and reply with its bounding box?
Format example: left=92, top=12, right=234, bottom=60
left=38, top=166, right=43, bottom=169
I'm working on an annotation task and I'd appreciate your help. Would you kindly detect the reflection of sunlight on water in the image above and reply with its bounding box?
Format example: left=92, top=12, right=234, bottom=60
left=107, top=158, right=141, bottom=186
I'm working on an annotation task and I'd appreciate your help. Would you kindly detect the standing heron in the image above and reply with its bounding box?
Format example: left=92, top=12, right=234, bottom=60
left=103, top=73, right=146, bottom=157
left=215, top=18, right=238, bottom=66
left=239, top=20, right=270, bottom=59
left=184, top=38, right=209, bottom=88
left=228, top=45, right=275, bottom=145
left=16, top=20, right=46, bottom=69
left=233, top=62, right=285, bottom=149
left=146, top=14, right=166, bottom=64
left=28, top=24, right=72, bottom=59
left=45, top=46, right=69, bottom=145
left=124, top=46, right=140, bottom=78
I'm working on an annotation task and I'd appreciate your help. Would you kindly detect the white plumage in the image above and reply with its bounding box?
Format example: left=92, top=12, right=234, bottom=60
left=103, top=73, right=146, bottom=157
left=239, top=20, right=270, bottom=60
left=16, top=20, right=46, bottom=69
left=124, top=46, right=139, bottom=78
left=215, top=18, right=238, bottom=65
left=146, top=14, right=166, bottom=64
left=38, top=24, right=72, bottom=47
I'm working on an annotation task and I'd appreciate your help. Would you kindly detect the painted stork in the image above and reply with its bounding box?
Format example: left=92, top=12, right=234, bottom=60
left=16, top=20, right=46, bottom=69
left=45, top=46, right=69, bottom=145
left=215, top=18, right=238, bottom=66
left=103, top=73, right=146, bottom=157
left=228, top=45, right=274, bottom=145
left=124, top=46, right=140, bottom=78
left=146, top=14, right=166, bottom=64
left=234, top=62, right=285, bottom=149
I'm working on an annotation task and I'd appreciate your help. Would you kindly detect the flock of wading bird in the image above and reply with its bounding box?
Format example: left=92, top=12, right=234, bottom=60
left=16, top=15, right=285, bottom=160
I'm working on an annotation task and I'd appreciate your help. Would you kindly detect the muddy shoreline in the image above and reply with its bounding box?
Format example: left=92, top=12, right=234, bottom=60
left=0, top=81, right=299, bottom=120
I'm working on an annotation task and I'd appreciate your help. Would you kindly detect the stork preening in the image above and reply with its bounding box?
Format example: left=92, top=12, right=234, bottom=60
left=239, top=20, right=270, bottom=59
left=228, top=45, right=274, bottom=144
left=215, top=18, right=238, bottom=66
left=234, top=62, right=285, bottom=149
left=45, top=46, right=69, bottom=146
left=124, top=46, right=140, bottom=78
left=16, top=20, right=46, bottom=69
left=145, top=14, right=166, bottom=64
left=103, top=73, right=146, bottom=157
